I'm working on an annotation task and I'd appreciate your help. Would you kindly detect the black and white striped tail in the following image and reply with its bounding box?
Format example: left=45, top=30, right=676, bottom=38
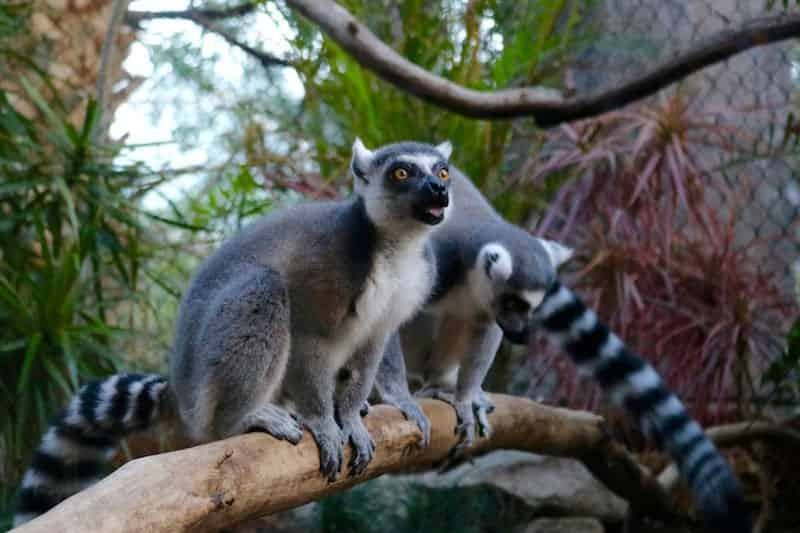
left=13, top=373, right=168, bottom=527
left=535, top=282, right=751, bottom=533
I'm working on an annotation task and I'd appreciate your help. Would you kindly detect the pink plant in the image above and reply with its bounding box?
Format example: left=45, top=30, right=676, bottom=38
left=529, top=94, right=797, bottom=424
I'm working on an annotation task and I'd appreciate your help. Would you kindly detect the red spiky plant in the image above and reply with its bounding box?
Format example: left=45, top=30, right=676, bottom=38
left=529, top=93, right=797, bottom=424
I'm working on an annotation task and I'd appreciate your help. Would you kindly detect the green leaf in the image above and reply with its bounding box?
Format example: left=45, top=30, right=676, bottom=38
left=16, top=333, right=42, bottom=393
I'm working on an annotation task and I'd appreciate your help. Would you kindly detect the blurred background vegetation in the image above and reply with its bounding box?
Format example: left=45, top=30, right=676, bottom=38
left=1, top=0, right=799, bottom=530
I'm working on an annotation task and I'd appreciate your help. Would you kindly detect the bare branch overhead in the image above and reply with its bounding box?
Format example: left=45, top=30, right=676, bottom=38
left=13, top=396, right=680, bottom=533
left=126, top=3, right=259, bottom=24
left=285, top=0, right=800, bottom=126
left=125, top=4, right=293, bottom=68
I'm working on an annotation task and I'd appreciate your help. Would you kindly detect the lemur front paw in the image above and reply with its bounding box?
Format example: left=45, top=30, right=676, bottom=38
left=304, top=417, right=345, bottom=482
left=243, top=404, right=304, bottom=444
left=452, top=400, right=477, bottom=452
left=359, top=400, right=372, bottom=417
left=339, top=415, right=376, bottom=477
left=395, top=400, right=431, bottom=448
left=474, top=390, right=495, bottom=438
left=416, top=386, right=493, bottom=452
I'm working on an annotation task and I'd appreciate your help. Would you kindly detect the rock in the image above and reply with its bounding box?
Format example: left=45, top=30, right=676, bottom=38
left=231, top=503, right=317, bottom=533
left=522, top=517, right=604, bottom=533
left=410, top=450, right=628, bottom=522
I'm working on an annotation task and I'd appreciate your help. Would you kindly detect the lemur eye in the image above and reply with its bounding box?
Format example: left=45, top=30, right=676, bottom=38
left=438, top=168, right=449, bottom=180
left=393, top=168, right=408, bottom=181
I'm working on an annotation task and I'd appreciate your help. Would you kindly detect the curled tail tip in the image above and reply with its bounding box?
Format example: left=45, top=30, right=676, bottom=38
left=695, top=467, right=752, bottom=533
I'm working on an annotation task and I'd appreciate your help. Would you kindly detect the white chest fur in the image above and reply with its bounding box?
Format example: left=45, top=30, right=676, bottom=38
left=328, top=239, right=433, bottom=369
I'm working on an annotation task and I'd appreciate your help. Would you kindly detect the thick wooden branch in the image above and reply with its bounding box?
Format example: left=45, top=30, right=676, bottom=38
left=285, top=0, right=800, bottom=126
left=12, top=395, right=679, bottom=533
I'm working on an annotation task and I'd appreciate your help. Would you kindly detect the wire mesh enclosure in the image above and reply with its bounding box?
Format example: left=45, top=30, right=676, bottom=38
left=573, top=0, right=799, bottom=284
left=524, top=0, right=800, bottom=420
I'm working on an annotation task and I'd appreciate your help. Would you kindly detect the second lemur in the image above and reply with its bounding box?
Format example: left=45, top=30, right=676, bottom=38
left=374, top=169, right=751, bottom=533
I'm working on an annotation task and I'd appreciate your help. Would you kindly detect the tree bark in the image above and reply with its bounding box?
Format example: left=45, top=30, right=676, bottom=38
left=12, top=395, right=679, bottom=533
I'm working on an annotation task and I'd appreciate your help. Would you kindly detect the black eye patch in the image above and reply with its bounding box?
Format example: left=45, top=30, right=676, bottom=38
left=387, top=162, right=420, bottom=179
left=500, top=294, right=530, bottom=313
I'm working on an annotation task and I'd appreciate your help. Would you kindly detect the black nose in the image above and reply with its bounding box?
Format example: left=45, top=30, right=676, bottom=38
left=425, top=179, right=448, bottom=206
left=427, top=180, right=446, bottom=194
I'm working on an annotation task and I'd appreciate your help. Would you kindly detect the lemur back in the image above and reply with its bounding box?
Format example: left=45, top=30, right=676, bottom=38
left=14, top=139, right=454, bottom=526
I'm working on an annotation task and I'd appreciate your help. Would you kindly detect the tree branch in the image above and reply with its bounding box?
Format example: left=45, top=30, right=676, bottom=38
left=284, top=0, right=800, bottom=126
left=126, top=3, right=259, bottom=23
left=657, top=420, right=800, bottom=489
left=94, top=0, right=132, bottom=142
left=125, top=6, right=293, bottom=68
left=12, top=395, right=680, bottom=533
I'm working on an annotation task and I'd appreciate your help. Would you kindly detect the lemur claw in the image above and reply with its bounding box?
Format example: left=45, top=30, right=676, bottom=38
left=397, top=400, right=431, bottom=448
left=340, top=415, right=375, bottom=477
left=417, top=386, right=493, bottom=452
left=304, top=417, right=345, bottom=482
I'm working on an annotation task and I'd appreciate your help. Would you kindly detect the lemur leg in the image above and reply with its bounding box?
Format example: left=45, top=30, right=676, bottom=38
left=452, top=322, right=503, bottom=450
left=183, top=267, right=303, bottom=445
left=336, top=336, right=389, bottom=477
left=284, top=337, right=345, bottom=483
left=373, top=332, right=431, bottom=446
left=415, top=315, right=470, bottom=398
left=416, top=319, right=502, bottom=453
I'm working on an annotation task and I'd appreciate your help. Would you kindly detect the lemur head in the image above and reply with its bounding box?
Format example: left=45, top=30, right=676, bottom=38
left=351, top=138, right=453, bottom=229
left=470, top=236, right=573, bottom=344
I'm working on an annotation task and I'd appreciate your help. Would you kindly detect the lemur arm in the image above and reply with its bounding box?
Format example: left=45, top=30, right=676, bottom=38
left=373, top=332, right=431, bottom=446
left=335, top=335, right=391, bottom=476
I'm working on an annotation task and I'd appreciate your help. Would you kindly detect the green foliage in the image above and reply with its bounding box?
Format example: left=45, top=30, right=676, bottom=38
left=279, top=0, right=595, bottom=202
left=144, top=0, right=596, bottom=225
left=0, top=19, right=193, bottom=506
left=763, top=319, right=800, bottom=406
left=0, top=83, right=143, bottom=492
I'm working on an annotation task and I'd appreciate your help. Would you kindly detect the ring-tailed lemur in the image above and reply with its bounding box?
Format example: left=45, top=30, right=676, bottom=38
left=13, top=139, right=455, bottom=526
left=374, top=169, right=751, bottom=533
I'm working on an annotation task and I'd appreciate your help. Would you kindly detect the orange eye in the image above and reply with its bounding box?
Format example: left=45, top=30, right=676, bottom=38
left=438, top=168, right=449, bottom=180
left=393, top=168, right=408, bottom=180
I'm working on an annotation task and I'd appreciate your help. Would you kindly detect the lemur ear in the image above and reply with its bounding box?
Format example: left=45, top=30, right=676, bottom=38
left=481, top=243, right=512, bottom=281
left=538, top=238, right=574, bottom=269
left=435, top=140, right=453, bottom=160
left=351, top=137, right=374, bottom=183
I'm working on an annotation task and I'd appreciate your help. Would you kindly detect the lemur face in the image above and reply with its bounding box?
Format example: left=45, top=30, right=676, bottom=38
left=351, top=139, right=453, bottom=227
left=475, top=239, right=573, bottom=345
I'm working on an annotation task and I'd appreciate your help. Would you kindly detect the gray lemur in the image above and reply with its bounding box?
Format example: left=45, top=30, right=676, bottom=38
left=374, top=169, right=751, bottom=533
left=13, top=139, right=455, bottom=526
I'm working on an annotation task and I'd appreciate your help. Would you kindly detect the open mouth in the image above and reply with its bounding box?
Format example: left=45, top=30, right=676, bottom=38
left=415, top=205, right=446, bottom=225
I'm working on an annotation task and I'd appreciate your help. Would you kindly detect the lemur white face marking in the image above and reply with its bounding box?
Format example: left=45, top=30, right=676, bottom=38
left=351, top=139, right=453, bottom=233
left=521, top=290, right=546, bottom=310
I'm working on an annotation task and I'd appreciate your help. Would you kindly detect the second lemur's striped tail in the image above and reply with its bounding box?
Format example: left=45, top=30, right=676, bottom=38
left=13, top=373, right=168, bottom=527
left=535, top=281, right=751, bottom=533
